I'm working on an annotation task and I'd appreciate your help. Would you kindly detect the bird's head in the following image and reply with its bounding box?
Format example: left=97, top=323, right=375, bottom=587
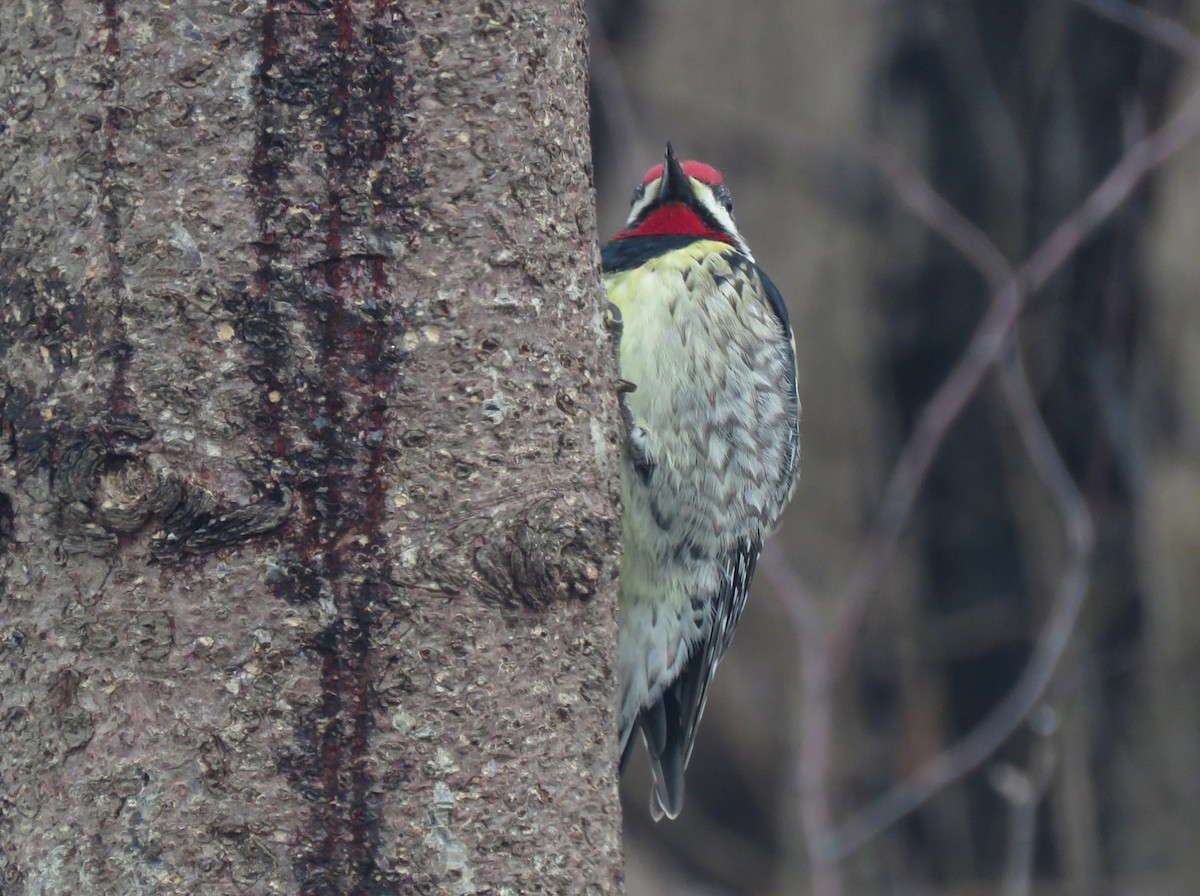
left=612, top=142, right=752, bottom=260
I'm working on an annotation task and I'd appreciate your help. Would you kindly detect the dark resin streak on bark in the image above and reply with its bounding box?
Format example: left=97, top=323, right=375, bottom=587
left=99, top=0, right=132, bottom=416
left=247, top=4, right=416, bottom=889
left=308, top=1, right=383, bottom=892
left=351, top=4, right=414, bottom=883
left=247, top=0, right=290, bottom=459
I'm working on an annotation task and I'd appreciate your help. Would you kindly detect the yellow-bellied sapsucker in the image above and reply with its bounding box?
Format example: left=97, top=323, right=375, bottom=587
left=603, top=143, right=800, bottom=820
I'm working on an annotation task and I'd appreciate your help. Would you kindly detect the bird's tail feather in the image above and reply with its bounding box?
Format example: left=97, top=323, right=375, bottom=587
left=641, top=696, right=686, bottom=820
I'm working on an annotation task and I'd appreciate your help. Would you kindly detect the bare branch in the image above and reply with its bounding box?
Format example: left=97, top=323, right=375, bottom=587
left=790, top=7, right=1200, bottom=862
left=1022, top=86, right=1200, bottom=295
left=824, top=75, right=1200, bottom=676
left=826, top=342, right=1095, bottom=859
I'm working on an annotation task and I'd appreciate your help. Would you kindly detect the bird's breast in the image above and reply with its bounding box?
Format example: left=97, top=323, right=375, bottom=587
left=605, top=244, right=798, bottom=555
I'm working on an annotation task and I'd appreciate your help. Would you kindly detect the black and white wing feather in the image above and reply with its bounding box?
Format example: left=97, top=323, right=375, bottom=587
left=630, top=537, right=761, bottom=821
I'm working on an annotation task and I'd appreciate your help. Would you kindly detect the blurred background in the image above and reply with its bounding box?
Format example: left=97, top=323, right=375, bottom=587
left=588, top=0, right=1200, bottom=893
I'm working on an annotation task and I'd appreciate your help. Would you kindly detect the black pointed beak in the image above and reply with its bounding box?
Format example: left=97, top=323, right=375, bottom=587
left=658, top=141, right=691, bottom=204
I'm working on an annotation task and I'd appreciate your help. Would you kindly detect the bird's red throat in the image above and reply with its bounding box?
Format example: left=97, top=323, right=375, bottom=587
left=613, top=202, right=731, bottom=242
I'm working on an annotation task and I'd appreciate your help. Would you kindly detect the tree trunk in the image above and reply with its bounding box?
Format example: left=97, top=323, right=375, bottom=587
left=0, top=1, right=622, bottom=893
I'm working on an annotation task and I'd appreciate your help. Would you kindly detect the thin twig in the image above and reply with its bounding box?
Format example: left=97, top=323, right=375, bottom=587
left=760, top=551, right=843, bottom=896
left=993, top=730, right=1059, bottom=896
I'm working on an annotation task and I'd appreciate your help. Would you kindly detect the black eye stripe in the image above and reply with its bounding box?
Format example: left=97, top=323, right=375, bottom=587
left=712, top=184, right=734, bottom=213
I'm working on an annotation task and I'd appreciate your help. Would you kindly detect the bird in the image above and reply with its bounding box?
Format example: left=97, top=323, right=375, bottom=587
left=602, top=142, right=800, bottom=819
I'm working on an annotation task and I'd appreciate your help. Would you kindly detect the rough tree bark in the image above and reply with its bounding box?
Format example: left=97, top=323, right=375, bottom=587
left=0, top=1, right=622, bottom=893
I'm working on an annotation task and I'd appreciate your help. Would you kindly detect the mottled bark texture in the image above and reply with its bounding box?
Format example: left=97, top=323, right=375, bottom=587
left=0, top=1, right=622, bottom=893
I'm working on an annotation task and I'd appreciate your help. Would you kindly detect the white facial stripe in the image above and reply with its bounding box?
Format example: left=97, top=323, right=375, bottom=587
left=690, top=181, right=752, bottom=260
left=625, top=176, right=663, bottom=226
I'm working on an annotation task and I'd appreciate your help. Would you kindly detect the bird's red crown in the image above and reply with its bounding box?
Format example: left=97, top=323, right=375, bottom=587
left=641, top=160, right=724, bottom=186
